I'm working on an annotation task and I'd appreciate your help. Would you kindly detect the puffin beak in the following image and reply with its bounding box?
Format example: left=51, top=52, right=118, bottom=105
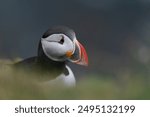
left=66, top=39, right=88, bottom=66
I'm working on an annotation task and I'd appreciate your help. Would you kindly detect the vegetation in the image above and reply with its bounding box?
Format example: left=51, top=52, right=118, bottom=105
left=0, top=59, right=150, bottom=100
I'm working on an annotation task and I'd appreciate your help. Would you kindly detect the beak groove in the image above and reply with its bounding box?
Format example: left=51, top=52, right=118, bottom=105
left=77, top=40, right=88, bottom=66
left=68, top=39, right=88, bottom=66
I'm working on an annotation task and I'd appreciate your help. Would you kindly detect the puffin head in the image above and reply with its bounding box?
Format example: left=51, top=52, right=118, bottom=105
left=39, top=26, right=88, bottom=66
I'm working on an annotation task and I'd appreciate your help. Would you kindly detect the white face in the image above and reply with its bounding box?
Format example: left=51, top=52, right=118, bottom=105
left=41, top=34, right=75, bottom=61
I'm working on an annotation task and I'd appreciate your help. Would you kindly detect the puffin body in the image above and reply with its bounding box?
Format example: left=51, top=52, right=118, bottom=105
left=14, top=26, right=88, bottom=87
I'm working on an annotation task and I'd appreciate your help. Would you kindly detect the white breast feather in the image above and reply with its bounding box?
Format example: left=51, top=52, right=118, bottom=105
left=42, top=65, right=76, bottom=87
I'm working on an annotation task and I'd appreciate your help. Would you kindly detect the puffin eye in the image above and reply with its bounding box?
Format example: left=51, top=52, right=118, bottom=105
left=59, top=35, right=64, bottom=44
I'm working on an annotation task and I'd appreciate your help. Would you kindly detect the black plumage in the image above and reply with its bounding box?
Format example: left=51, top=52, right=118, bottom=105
left=42, top=26, right=75, bottom=40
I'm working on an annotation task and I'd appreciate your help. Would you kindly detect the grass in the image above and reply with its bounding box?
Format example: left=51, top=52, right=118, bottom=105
left=0, top=59, right=150, bottom=100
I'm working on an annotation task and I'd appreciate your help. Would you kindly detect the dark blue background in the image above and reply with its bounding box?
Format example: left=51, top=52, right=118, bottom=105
left=0, top=0, right=150, bottom=78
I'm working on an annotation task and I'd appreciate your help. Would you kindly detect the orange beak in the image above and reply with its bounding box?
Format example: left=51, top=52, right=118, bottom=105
left=66, top=39, right=88, bottom=66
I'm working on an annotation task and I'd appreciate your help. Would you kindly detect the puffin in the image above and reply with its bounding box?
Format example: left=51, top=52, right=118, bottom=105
left=14, top=26, right=88, bottom=87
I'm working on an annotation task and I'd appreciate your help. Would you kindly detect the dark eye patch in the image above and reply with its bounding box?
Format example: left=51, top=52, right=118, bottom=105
left=59, top=35, right=64, bottom=44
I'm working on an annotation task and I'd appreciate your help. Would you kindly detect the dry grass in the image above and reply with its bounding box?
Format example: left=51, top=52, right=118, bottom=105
left=0, top=59, right=150, bottom=100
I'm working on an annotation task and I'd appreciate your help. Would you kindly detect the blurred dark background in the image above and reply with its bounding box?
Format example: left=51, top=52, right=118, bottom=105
left=0, top=0, right=150, bottom=80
